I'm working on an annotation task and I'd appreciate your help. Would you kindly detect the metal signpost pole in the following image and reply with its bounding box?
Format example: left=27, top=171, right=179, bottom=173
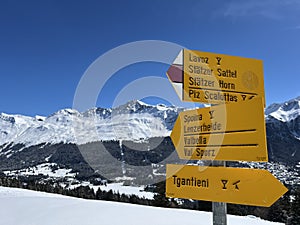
left=212, top=160, right=227, bottom=225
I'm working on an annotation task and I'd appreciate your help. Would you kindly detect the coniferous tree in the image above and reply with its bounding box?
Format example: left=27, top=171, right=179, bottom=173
left=267, top=194, right=290, bottom=223
left=152, top=181, right=170, bottom=207
left=290, top=187, right=300, bottom=225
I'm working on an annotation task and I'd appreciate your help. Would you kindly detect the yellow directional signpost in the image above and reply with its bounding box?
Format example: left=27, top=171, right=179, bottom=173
left=171, top=97, right=268, bottom=162
left=166, top=164, right=288, bottom=207
left=165, top=49, right=287, bottom=225
left=166, top=49, right=265, bottom=106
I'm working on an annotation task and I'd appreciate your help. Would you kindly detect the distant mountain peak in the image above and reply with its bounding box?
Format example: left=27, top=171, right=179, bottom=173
left=0, top=113, right=16, bottom=123
left=2, top=96, right=299, bottom=148
left=265, top=96, right=300, bottom=122
left=51, top=108, right=81, bottom=117
left=128, top=99, right=149, bottom=106
left=113, top=100, right=150, bottom=113
left=0, top=100, right=182, bottom=147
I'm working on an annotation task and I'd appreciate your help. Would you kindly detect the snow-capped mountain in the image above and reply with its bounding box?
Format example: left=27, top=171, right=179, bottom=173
left=265, top=96, right=300, bottom=123
left=1, top=97, right=300, bottom=158
left=264, top=97, right=300, bottom=167
left=0, top=113, right=42, bottom=146
left=1, top=97, right=300, bottom=186
left=0, top=100, right=182, bottom=147
left=2, top=96, right=299, bottom=146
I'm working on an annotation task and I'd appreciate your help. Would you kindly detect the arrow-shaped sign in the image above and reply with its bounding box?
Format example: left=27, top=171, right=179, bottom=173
left=171, top=97, right=268, bottom=162
left=166, top=164, right=288, bottom=207
left=166, top=49, right=265, bottom=106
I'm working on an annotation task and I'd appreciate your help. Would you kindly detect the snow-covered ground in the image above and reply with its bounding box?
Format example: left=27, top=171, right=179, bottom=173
left=0, top=186, right=283, bottom=225
left=3, top=162, right=155, bottom=199
left=72, top=182, right=155, bottom=199
left=3, top=163, right=76, bottom=178
left=93, top=183, right=154, bottom=199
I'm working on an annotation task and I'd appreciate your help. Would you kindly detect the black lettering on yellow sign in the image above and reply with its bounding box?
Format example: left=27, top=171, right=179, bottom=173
left=196, top=148, right=216, bottom=158
left=183, top=148, right=216, bottom=159
left=217, top=68, right=237, bottom=78
left=209, top=110, right=215, bottom=119
left=221, top=180, right=241, bottom=190
left=222, top=180, right=228, bottom=189
left=216, top=57, right=222, bottom=65
left=188, top=53, right=209, bottom=64
left=173, top=175, right=209, bottom=188
left=189, top=89, right=201, bottom=99
left=184, top=148, right=192, bottom=156
left=184, top=114, right=203, bottom=124
left=233, top=180, right=240, bottom=190
left=188, top=66, right=213, bottom=75
left=184, top=136, right=207, bottom=145
left=183, top=121, right=222, bottom=133
left=204, top=91, right=238, bottom=102
left=219, top=80, right=235, bottom=90
left=189, top=76, right=215, bottom=87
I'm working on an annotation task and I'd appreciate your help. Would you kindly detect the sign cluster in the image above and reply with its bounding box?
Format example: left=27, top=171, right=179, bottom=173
left=167, top=49, right=265, bottom=106
left=165, top=49, right=287, bottom=207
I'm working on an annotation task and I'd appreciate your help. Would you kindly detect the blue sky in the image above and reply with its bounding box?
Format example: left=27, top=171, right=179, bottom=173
left=1, top=0, right=300, bottom=116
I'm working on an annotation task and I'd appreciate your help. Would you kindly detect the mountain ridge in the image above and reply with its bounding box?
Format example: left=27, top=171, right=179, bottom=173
left=1, top=97, right=300, bottom=147
left=0, top=96, right=300, bottom=186
left=0, top=100, right=183, bottom=147
left=1, top=97, right=300, bottom=163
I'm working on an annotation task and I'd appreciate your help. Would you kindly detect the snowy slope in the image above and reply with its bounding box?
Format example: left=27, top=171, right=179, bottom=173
left=0, top=187, right=283, bottom=225
left=265, top=96, right=300, bottom=122
left=0, top=113, right=43, bottom=146
left=0, top=100, right=182, bottom=147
